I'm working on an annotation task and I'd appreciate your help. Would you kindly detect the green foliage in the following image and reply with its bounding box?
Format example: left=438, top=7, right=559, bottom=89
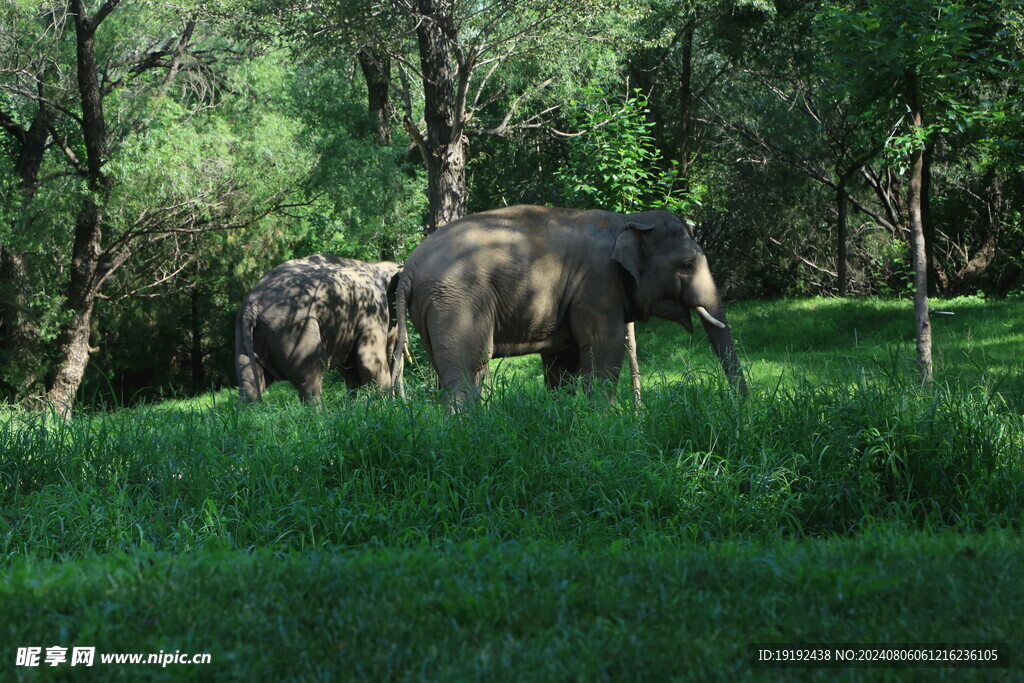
left=465, top=6, right=632, bottom=211
left=817, top=0, right=1019, bottom=155
left=556, top=85, right=697, bottom=215
left=287, top=55, right=425, bottom=262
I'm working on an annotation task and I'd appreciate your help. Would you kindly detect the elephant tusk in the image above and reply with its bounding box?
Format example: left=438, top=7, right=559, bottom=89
left=695, top=306, right=728, bottom=329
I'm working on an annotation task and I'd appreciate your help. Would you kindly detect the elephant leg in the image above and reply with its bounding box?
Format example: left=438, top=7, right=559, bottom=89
left=296, top=374, right=325, bottom=405
left=353, top=326, right=392, bottom=388
left=276, top=318, right=328, bottom=404
left=427, top=318, right=492, bottom=406
left=541, top=347, right=580, bottom=391
left=571, top=316, right=626, bottom=398
left=339, top=366, right=360, bottom=394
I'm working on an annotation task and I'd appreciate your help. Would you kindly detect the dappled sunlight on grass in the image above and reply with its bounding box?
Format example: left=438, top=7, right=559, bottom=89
left=138, top=387, right=237, bottom=413
left=637, top=297, right=1021, bottom=403
left=469, top=297, right=1021, bottom=408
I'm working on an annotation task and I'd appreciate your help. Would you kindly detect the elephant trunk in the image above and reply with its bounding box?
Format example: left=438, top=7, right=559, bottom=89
left=682, top=254, right=746, bottom=395
left=700, top=304, right=747, bottom=396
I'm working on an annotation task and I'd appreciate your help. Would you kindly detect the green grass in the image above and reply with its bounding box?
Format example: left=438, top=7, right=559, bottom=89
left=641, top=295, right=1023, bottom=401
left=1, top=297, right=1022, bottom=678
left=469, top=295, right=1024, bottom=408
left=3, top=531, right=1021, bottom=680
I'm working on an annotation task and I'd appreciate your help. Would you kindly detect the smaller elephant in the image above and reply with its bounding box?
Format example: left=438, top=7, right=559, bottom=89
left=235, top=255, right=401, bottom=404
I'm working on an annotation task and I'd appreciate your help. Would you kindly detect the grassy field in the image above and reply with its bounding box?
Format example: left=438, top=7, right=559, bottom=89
left=1, top=297, right=1022, bottom=679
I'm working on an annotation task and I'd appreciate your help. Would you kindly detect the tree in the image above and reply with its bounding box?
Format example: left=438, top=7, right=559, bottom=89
left=0, top=2, right=308, bottom=410
left=395, top=0, right=604, bottom=233
left=625, top=0, right=836, bottom=297
left=819, top=0, right=1020, bottom=383
left=0, top=9, right=52, bottom=396
left=257, top=0, right=601, bottom=234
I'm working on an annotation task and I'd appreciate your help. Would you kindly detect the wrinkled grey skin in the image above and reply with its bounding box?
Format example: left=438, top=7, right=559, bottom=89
left=391, top=205, right=746, bottom=404
left=236, top=255, right=401, bottom=404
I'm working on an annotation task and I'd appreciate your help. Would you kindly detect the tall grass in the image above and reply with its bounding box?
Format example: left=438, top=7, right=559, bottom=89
left=3, top=368, right=1021, bottom=562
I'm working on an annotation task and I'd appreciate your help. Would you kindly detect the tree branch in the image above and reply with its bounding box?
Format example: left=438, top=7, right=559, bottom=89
left=769, top=237, right=838, bottom=278
left=0, top=109, right=27, bottom=143
left=89, top=0, right=122, bottom=33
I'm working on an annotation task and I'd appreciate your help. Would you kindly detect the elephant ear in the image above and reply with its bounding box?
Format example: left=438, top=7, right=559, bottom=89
left=611, top=222, right=655, bottom=284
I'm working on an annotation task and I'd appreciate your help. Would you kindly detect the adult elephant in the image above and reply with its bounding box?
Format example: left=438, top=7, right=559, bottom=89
left=390, top=205, right=745, bottom=403
left=236, top=255, right=401, bottom=404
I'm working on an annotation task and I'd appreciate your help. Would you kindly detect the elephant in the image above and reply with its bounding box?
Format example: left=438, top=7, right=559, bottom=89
left=236, top=255, right=401, bottom=404
left=390, top=205, right=746, bottom=404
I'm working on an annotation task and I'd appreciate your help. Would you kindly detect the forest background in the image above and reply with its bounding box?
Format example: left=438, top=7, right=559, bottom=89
left=1, top=0, right=1021, bottom=408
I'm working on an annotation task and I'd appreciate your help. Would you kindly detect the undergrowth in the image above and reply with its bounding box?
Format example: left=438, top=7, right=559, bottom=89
left=2, top=371, right=1021, bottom=562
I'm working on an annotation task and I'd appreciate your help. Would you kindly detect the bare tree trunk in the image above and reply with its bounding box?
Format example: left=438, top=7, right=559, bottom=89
left=904, top=75, right=932, bottom=385
left=48, top=200, right=103, bottom=411
left=358, top=46, right=393, bottom=146
left=836, top=176, right=850, bottom=297
left=677, top=18, right=695, bottom=193
left=0, top=98, right=51, bottom=398
left=416, top=0, right=468, bottom=235
left=46, top=0, right=118, bottom=413
left=424, top=145, right=467, bottom=234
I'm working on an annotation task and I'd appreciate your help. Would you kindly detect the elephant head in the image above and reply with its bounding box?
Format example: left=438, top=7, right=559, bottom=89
left=612, top=212, right=747, bottom=394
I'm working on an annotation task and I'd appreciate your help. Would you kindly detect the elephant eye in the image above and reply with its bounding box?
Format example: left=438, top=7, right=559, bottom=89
left=677, top=259, right=696, bottom=274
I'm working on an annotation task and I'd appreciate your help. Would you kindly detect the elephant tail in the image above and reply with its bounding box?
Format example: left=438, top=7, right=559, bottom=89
left=390, top=275, right=410, bottom=399
left=235, top=305, right=264, bottom=403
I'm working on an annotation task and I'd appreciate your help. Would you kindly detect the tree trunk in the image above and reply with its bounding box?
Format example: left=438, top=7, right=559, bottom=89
left=836, top=175, right=850, bottom=297
left=47, top=199, right=103, bottom=411
left=190, top=282, right=206, bottom=390
left=904, top=75, right=932, bottom=385
left=677, top=18, right=695, bottom=193
left=47, top=308, right=96, bottom=411
left=358, top=47, right=392, bottom=146
left=0, top=100, right=51, bottom=398
left=46, top=0, right=116, bottom=413
left=424, top=145, right=467, bottom=234
left=9, top=100, right=51, bottom=192
left=947, top=177, right=1004, bottom=294
left=416, top=0, right=468, bottom=235
left=835, top=153, right=875, bottom=297
left=0, top=248, right=40, bottom=396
